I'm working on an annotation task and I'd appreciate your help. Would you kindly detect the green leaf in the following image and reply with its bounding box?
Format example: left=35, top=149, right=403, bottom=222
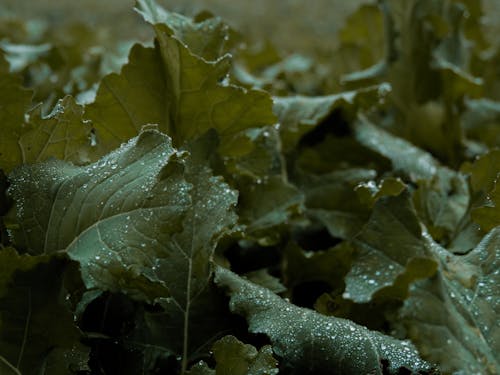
left=472, top=177, right=500, bottom=231
left=412, top=170, right=471, bottom=246
left=399, top=227, right=500, bottom=374
left=215, top=266, right=435, bottom=375
left=212, top=335, right=278, bottom=375
left=273, top=84, right=389, bottom=152
left=462, top=99, right=500, bottom=149
left=135, top=0, right=235, bottom=61
left=0, top=53, right=33, bottom=173
left=86, top=6, right=276, bottom=153
left=238, top=175, right=303, bottom=246
left=7, top=129, right=239, bottom=370
left=462, top=148, right=500, bottom=195
left=188, top=361, right=215, bottom=375
left=282, top=241, right=353, bottom=292
left=0, top=249, right=89, bottom=375
left=0, top=92, right=97, bottom=174
left=19, top=96, right=97, bottom=165
left=243, top=269, right=286, bottom=294
left=353, top=116, right=441, bottom=181
left=298, top=169, right=375, bottom=240
left=355, top=177, right=406, bottom=207
left=344, top=191, right=438, bottom=303
left=462, top=149, right=500, bottom=231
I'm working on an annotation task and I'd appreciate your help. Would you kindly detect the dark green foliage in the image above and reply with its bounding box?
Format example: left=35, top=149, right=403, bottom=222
left=0, top=0, right=498, bottom=374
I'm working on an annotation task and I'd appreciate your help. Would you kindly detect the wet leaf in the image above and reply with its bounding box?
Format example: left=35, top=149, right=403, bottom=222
left=215, top=266, right=435, bottom=375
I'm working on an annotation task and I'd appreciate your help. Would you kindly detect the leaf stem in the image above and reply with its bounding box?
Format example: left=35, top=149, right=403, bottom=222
left=0, top=355, right=22, bottom=375
left=181, top=258, right=193, bottom=374
left=17, top=289, right=31, bottom=369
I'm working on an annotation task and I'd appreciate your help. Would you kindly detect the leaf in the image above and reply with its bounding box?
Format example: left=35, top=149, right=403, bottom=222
left=298, top=168, right=376, bottom=240
left=0, top=53, right=33, bottom=173
left=188, top=361, right=215, bottom=375
left=135, top=0, right=235, bottom=61
left=19, top=96, right=97, bottom=165
left=86, top=4, right=276, bottom=153
left=462, top=99, right=500, bottom=149
left=282, top=241, right=353, bottom=292
left=412, top=170, right=471, bottom=246
left=462, top=149, right=500, bottom=231
left=273, top=84, right=389, bottom=152
left=355, top=177, right=406, bottom=207
left=243, top=269, right=286, bottom=294
left=0, top=69, right=97, bottom=172
left=237, top=175, right=303, bottom=246
left=461, top=148, right=500, bottom=195
left=354, top=116, right=472, bottom=246
left=215, top=266, right=435, bottom=375
left=472, top=177, right=500, bottom=231
left=353, top=116, right=441, bottom=181
left=0, top=249, right=89, bottom=375
left=7, top=129, right=239, bottom=369
left=344, top=191, right=438, bottom=303
left=212, top=335, right=278, bottom=375
left=399, top=227, right=500, bottom=374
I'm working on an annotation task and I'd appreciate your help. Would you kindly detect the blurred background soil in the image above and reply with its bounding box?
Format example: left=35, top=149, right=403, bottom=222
left=2, top=0, right=499, bottom=57
left=0, top=0, right=370, bottom=55
left=1, top=0, right=499, bottom=74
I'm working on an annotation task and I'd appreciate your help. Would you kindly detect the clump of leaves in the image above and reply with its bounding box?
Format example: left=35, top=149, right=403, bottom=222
left=0, top=0, right=498, bottom=374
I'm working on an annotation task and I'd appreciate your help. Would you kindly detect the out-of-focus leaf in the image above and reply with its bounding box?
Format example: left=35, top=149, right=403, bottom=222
left=188, top=361, right=215, bottom=375
left=338, top=4, right=384, bottom=67
left=135, top=0, right=235, bottom=61
left=462, top=148, right=500, bottom=195
left=400, top=228, right=500, bottom=374
left=355, top=177, right=406, bottom=207
left=354, top=116, right=441, bottom=180
left=0, top=20, right=128, bottom=111
left=273, top=84, right=390, bottom=152
left=333, top=3, right=386, bottom=90
left=0, top=42, right=51, bottom=73
left=472, top=178, right=500, bottom=231
left=461, top=149, right=500, bottom=231
left=0, top=249, right=89, bottom=375
left=0, top=54, right=33, bottom=173
left=215, top=266, right=435, bottom=375
left=462, top=99, right=500, bottom=149
left=212, top=335, right=278, bottom=375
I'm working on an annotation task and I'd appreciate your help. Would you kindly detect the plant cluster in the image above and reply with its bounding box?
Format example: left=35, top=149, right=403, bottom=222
left=0, top=0, right=498, bottom=374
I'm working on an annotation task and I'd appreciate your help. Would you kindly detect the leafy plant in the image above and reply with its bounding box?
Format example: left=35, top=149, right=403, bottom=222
left=0, top=0, right=498, bottom=374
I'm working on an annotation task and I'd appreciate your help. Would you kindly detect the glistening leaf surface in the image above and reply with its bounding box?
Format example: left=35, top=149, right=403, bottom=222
left=400, top=228, right=500, bottom=374
left=8, top=129, right=239, bottom=365
left=215, top=266, right=434, bottom=375
left=344, top=192, right=438, bottom=303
